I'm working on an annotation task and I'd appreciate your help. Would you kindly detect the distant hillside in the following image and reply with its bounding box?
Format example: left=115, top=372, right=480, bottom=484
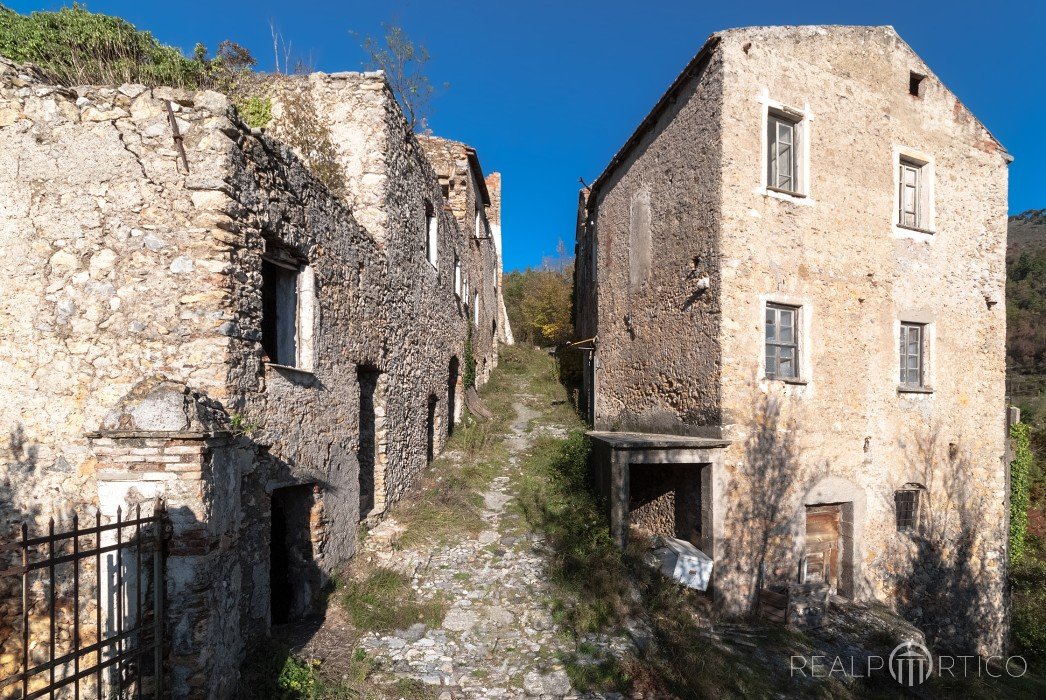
left=1008, top=210, right=1046, bottom=377
left=1010, top=209, right=1046, bottom=256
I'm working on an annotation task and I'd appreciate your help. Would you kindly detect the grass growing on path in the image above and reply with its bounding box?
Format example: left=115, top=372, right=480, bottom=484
left=389, top=348, right=529, bottom=548
left=341, top=566, right=447, bottom=632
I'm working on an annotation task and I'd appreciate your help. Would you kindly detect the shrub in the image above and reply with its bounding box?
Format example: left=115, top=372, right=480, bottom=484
left=1011, top=421, right=1033, bottom=564
left=236, top=95, right=272, bottom=129
left=0, top=4, right=207, bottom=87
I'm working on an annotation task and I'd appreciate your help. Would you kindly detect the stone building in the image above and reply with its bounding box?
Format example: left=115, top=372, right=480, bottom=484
left=0, top=55, right=506, bottom=696
left=574, top=26, right=1011, bottom=654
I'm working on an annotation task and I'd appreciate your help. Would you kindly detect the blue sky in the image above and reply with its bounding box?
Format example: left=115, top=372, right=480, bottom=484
left=8, top=1, right=1043, bottom=270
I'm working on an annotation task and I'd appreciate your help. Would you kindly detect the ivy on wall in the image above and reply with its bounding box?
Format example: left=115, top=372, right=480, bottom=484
left=463, top=319, right=476, bottom=390
left=1010, top=421, right=1033, bottom=564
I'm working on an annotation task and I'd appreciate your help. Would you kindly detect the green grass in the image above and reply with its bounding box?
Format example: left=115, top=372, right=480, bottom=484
left=236, top=641, right=377, bottom=699
left=386, top=348, right=524, bottom=548
left=340, top=566, right=446, bottom=633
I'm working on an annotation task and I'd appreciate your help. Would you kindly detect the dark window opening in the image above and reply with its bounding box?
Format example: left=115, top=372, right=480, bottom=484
left=426, top=394, right=438, bottom=463
left=895, top=488, right=922, bottom=532
left=909, top=71, right=926, bottom=97
left=448, top=357, right=460, bottom=436
left=261, top=258, right=299, bottom=366
left=270, top=484, right=320, bottom=624
left=358, top=366, right=380, bottom=517
left=441, top=184, right=450, bottom=200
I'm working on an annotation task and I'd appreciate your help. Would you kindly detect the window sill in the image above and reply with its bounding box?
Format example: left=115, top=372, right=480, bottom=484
left=895, top=223, right=935, bottom=235
left=766, top=186, right=806, bottom=198
left=759, top=187, right=815, bottom=207
left=265, top=362, right=316, bottom=377
left=897, top=385, right=933, bottom=395
left=766, top=377, right=807, bottom=386
left=427, top=261, right=438, bottom=271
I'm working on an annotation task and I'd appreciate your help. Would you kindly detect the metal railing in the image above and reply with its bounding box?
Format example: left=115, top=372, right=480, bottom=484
left=0, top=500, right=167, bottom=699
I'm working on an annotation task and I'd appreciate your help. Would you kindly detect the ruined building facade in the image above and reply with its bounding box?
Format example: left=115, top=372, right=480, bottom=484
left=0, top=56, right=507, bottom=696
left=574, top=26, right=1011, bottom=653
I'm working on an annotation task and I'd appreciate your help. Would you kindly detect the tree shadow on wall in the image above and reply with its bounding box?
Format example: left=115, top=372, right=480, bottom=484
left=890, top=426, right=1005, bottom=654
left=719, top=392, right=808, bottom=612
left=1, top=424, right=44, bottom=683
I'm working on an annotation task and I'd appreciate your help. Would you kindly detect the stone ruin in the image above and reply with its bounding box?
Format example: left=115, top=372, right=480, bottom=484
left=0, top=54, right=510, bottom=697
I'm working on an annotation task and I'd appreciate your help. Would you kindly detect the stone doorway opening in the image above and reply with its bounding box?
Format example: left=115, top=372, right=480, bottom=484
left=426, top=394, right=438, bottom=463
left=448, top=357, right=460, bottom=436
left=358, top=365, right=381, bottom=517
left=270, top=484, right=322, bottom=624
left=802, top=502, right=855, bottom=598
left=628, top=463, right=711, bottom=553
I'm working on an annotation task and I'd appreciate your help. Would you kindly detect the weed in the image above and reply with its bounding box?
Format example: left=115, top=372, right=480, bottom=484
left=341, top=566, right=446, bottom=633
left=236, top=94, right=272, bottom=129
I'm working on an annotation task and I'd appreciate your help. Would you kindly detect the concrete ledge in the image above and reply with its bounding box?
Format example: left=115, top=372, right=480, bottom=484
left=587, top=431, right=730, bottom=450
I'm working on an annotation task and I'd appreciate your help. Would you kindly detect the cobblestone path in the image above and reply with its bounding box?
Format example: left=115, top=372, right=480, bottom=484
left=290, top=394, right=615, bottom=699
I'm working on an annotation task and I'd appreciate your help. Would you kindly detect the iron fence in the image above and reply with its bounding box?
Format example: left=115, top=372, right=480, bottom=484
left=0, top=500, right=167, bottom=699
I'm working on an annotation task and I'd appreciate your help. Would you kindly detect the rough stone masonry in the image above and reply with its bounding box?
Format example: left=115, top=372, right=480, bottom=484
left=575, top=26, right=1011, bottom=655
left=0, top=54, right=508, bottom=697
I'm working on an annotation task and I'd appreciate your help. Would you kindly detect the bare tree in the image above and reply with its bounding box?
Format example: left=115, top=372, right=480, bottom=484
left=357, top=23, right=445, bottom=131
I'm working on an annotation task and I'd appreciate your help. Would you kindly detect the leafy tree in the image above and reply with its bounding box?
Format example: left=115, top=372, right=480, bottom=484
left=504, top=243, right=575, bottom=347
left=357, top=23, right=445, bottom=131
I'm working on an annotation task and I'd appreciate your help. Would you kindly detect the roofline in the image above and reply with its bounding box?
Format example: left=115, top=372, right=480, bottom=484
left=587, top=34, right=721, bottom=203
left=466, top=147, right=491, bottom=205
left=585, top=25, right=1013, bottom=204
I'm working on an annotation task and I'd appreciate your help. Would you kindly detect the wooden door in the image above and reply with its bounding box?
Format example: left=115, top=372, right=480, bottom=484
left=804, top=505, right=841, bottom=592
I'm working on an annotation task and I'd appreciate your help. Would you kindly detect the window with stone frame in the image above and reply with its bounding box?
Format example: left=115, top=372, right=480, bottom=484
left=426, top=201, right=438, bottom=268
left=897, top=158, right=928, bottom=229
left=261, top=249, right=315, bottom=370
left=454, top=256, right=462, bottom=298
left=473, top=292, right=480, bottom=326
left=899, top=322, right=925, bottom=388
left=767, top=110, right=803, bottom=195
left=895, top=486, right=923, bottom=532
left=765, top=303, right=800, bottom=380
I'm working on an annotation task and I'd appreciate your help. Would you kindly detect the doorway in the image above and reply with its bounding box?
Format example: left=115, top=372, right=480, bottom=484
left=270, top=485, right=320, bottom=624
left=448, top=357, right=460, bottom=436
left=804, top=504, right=843, bottom=594
left=426, top=394, right=438, bottom=463
left=358, top=366, right=380, bottom=517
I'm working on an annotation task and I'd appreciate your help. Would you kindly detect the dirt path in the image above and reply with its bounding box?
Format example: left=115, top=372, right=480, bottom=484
left=289, top=392, right=605, bottom=699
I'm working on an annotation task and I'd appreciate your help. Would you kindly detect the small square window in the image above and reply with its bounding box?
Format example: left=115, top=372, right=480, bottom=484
left=767, top=111, right=802, bottom=195
left=899, top=322, right=925, bottom=388
left=909, top=72, right=926, bottom=97
left=895, top=488, right=921, bottom=532
left=765, top=303, right=800, bottom=380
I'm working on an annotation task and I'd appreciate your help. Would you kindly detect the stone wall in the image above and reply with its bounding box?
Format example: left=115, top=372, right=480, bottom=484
left=714, top=26, right=1010, bottom=654
left=0, top=55, right=505, bottom=696
left=577, top=26, right=1010, bottom=654
left=582, top=47, right=725, bottom=436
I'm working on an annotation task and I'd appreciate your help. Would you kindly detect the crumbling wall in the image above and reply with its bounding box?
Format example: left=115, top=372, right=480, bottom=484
left=0, top=55, right=237, bottom=530
left=0, top=56, right=505, bottom=697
